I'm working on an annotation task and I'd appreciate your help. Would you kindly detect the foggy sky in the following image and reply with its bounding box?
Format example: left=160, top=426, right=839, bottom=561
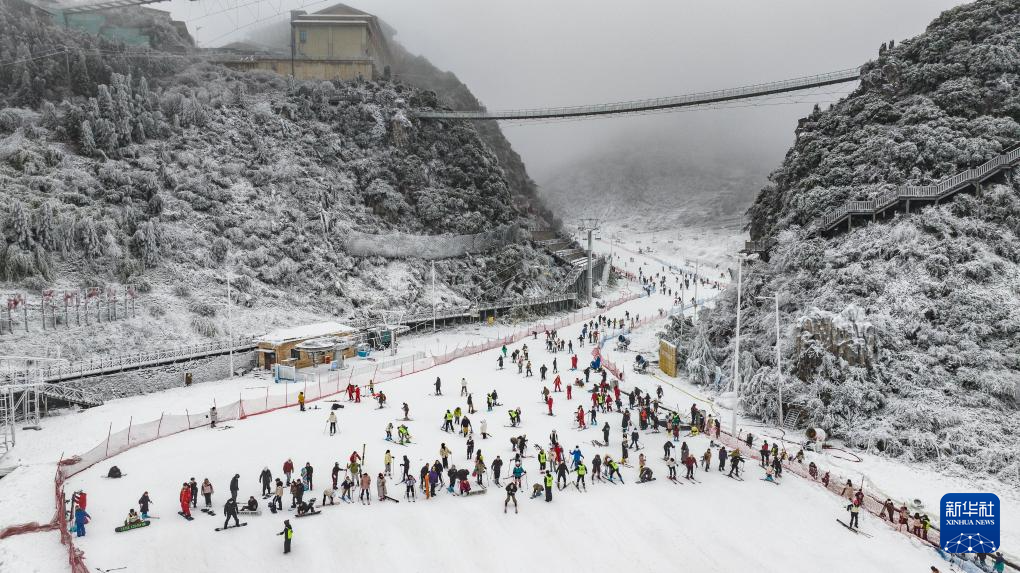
left=162, top=0, right=970, bottom=185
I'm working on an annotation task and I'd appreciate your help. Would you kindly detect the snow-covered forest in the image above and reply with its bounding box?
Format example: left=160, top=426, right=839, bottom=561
left=665, top=0, right=1020, bottom=481
left=0, top=2, right=569, bottom=358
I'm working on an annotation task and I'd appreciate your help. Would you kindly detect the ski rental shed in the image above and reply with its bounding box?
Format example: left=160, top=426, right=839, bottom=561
left=256, top=321, right=358, bottom=370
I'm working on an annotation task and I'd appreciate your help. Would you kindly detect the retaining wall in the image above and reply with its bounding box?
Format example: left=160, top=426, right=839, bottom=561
left=61, top=351, right=256, bottom=398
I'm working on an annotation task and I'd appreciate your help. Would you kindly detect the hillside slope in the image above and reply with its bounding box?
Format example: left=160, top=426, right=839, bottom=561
left=667, top=0, right=1020, bottom=480
left=0, top=5, right=568, bottom=358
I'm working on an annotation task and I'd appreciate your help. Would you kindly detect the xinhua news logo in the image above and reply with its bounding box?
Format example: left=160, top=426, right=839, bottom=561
left=940, top=493, right=1000, bottom=554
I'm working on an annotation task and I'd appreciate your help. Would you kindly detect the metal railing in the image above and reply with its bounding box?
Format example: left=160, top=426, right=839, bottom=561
left=416, top=68, right=861, bottom=121
left=819, top=144, right=1020, bottom=232
left=0, top=336, right=258, bottom=384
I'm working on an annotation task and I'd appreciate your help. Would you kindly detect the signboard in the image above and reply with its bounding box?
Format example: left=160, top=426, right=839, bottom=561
left=940, top=493, right=1000, bottom=554
left=659, top=339, right=677, bottom=377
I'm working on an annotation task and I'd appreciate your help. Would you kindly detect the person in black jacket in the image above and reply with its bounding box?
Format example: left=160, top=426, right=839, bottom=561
left=229, top=474, right=240, bottom=500
left=491, top=456, right=503, bottom=486
left=504, top=482, right=518, bottom=514
left=602, top=422, right=610, bottom=445
left=718, top=446, right=727, bottom=472
left=304, top=463, right=314, bottom=490
left=259, top=467, right=272, bottom=496
left=223, top=498, right=240, bottom=529
left=138, top=491, right=152, bottom=519
left=556, top=461, right=569, bottom=489
left=189, top=478, right=198, bottom=508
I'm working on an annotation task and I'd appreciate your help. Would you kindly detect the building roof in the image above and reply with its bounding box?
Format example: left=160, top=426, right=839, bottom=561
left=314, top=3, right=370, bottom=16
left=259, top=321, right=356, bottom=345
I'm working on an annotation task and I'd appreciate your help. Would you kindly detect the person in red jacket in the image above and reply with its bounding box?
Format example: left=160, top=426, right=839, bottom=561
left=576, top=407, right=586, bottom=429
left=570, top=354, right=578, bottom=370
left=613, top=386, right=620, bottom=402
left=546, top=396, right=553, bottom=416
left=283, top=458, right=295, bottom=485
left=180, top=483, right=192, bottom=517
left=553, top=376, right=562, bottom=392
left=349, top=451, right=362, bottom=465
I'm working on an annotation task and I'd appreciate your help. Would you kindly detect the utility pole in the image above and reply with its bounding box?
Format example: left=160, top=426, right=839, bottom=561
left=693, top=261, right=700, bottom=320
left=730, top=255, right=744, bottom=438
left=578, top=218, right=601, bottom=302
left=431, top=261, right=436, bottom=332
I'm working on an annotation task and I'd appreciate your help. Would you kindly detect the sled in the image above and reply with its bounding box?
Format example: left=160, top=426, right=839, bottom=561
left=114, top=520, right=150, bottom=533
left=214, top=522, right=248, bottom=532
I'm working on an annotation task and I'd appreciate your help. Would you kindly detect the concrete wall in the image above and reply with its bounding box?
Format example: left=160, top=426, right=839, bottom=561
left=62, top=351, right=256, bottom=398
left=294, top=23, right=367, bottom=59
left=221, top=59, right=374, bottom=81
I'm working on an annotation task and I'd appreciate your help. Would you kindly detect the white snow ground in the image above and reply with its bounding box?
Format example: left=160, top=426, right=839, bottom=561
left=0, top=243, right=992, bottom=573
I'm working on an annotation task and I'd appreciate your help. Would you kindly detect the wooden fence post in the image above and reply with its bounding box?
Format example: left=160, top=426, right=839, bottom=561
left=156, top=412, right=164, bottom=437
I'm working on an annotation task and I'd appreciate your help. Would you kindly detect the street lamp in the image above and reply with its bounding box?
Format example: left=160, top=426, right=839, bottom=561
left=757, top=293, right=783, bottom=427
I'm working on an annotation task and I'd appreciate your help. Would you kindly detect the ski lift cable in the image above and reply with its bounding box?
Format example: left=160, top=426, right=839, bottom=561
left=202, top=0, right=332, bottom=46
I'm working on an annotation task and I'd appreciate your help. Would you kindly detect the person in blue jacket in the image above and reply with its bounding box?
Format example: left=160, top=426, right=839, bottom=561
left=74, top=507, right=91, bottom=537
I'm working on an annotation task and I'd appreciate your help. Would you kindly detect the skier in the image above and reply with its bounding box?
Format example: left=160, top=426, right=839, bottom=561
left=504, top=481, right=518, bottom=514
left=602, top=422, right=610, bottom=445
left=575, top=462, right=588, bottom=491
left=138, top=491, right=152, bottom=519
left=259, top=467, right=273, bottom=496
left=547, top=395, right=554, bottom=416
left=402, top=402, right=410, bottom=420
left=663, top=440, right=675, bottom=460
left=377, top=473, right=387, bottom=501
left=667, top=458, right=677, bottom=480
left=277, top=520, right=293, bottom=554
left=556, top=460, right=569, bottom=489
left=327, top=411, right=337, bottom=435
left=592, top=455, right=602, bottom=481
left=223, top=497, right=240, bottom=529
left=332, top=463, right=341, bottom=489
left=683, top=454, right=696, bottom=479
left=719, top=447, right=729, bottom=472
left=492, top=456, right=503, bottom=486
left=443, top=410, right=454, bottom=432
left=404, top=474, right=416, bottom=501
left=570, top=446, right=583, bottom=470
left=846, top=499, right=861, bottom=529
left=357, top=473, right=372, bottom=505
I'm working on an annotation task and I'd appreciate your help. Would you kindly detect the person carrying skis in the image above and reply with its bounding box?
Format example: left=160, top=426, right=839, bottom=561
left=223, top=497, right=240, bottom=529
left=277, top=520, right=293, bottom=554
left=138, top=491, right=152, bottom=519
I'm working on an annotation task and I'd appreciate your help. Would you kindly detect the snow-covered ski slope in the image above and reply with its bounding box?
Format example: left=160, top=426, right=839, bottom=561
left=0, top=246, right=980, bottom=573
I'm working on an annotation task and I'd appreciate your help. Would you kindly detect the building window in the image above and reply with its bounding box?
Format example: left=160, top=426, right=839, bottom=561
left=299, top=30, right=307, bottom=43
left=291, top=348, right=301, bottom=360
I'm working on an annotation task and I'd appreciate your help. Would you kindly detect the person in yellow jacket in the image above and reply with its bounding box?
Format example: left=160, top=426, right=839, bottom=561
left=537, top=449, right=548, bottom=471
left=298, top=392, right=305, bottom=412
left=277, top=520, right=293, bottom=554
left=543, top=471, right=554, bottom=502
left=383, top=451, right=393, bottom=477
left=575, top=462, right=588, bottom=491
left=443, top=410, right=454, bottom=432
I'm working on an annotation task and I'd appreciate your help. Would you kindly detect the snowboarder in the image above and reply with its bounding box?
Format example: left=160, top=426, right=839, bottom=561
left=272, top=479, right=284, bottom=510
left=277, top=520, right=293, bottom=554
left=223, top=497, right=240, bottom=529
left=202, top=478, right=214, bottom=507
left=179, top=483, right=192, bottom=518
left=189, top=478, right=199, bottom=508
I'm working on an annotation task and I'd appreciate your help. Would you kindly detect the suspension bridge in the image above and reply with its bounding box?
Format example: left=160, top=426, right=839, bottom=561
left=414, top=68, right=861, bottom=121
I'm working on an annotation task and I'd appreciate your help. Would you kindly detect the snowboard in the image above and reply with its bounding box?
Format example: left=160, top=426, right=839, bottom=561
left=836, top=519, right=872, bottom=537
left=114, top=520, right=150, bottom=533
left=214, top=523, right=248, bottom=532
left=294, top=510, right=322, bottom=518
left=177, top=511, right=194, bottom=521
left=382, top=495, right=401, bottom=503
left=200, top=508, right=216, bottom=516
left=268, top=505, right=278, bottom=514
left=237, top=509, right=262, bottom=516
left=638, top=478, right=657, bottom=484
left=463, top=489, right=487, bottom=496
left=101, top=474, right=127, bottom=478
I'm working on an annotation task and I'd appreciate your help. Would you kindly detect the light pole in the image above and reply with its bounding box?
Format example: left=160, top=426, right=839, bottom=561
left=730, top=255, right=744, bottom=438
left=431, top=261, right=437, bottom=332
left=226, top=257, right=233, bottom=379
left=757, top=293, right=783, bottom=427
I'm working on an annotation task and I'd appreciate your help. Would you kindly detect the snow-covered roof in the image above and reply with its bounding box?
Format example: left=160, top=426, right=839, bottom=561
left=259, top=321, right=356, bottom=345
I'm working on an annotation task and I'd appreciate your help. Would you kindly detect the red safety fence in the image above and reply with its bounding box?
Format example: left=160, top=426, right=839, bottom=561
left=41, top=290, right=644, bottom=573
